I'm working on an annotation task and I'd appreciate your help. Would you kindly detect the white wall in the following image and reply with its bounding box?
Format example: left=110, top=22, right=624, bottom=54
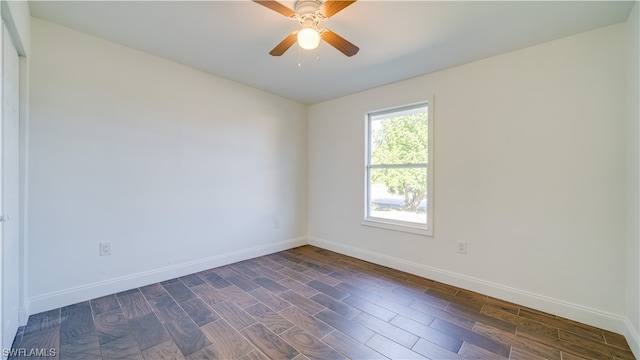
left=28, top=18, right=308, bottom=313
left=309, top=23, right=628, bottom=333
left=626, top=2, right=640, bottom=356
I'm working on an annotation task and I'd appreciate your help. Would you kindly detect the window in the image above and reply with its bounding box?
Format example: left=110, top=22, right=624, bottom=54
left=364, top=99, right=434, bottom=236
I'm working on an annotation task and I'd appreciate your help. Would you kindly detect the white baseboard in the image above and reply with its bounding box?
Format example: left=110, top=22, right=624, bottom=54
left=308, top=236, right=630, bottom=338
left=27, top=237, right=306, bottom=316
left=624, top=317, right=640, bottom=359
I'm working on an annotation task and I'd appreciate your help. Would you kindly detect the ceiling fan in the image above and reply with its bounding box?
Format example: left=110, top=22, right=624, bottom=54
left=253, top=0, right=359, bottom=57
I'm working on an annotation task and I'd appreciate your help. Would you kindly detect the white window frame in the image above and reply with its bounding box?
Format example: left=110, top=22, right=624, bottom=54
left=362, top=97, right=434, bottom=236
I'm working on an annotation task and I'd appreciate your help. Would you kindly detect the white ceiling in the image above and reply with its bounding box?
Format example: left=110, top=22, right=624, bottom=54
left=29, top=0, right=635, bottom=104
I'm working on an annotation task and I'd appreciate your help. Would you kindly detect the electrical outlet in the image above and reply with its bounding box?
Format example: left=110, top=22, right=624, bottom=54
left=274, top=218, right=280, bottom=229
left=100, top=242, right=111, bottom=256
left=456, top=241, right=467, bottom=254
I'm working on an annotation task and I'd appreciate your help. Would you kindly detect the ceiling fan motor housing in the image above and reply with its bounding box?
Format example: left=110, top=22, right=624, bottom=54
left=295, top=0, right=323, bottom=17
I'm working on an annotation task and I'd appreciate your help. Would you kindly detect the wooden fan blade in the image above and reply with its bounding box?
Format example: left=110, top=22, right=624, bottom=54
left=319, top=0, right=357, bottom=18
left=269, top=32, right=298, bottom=56
left=253, top=0, right=296, bottom=18
left=321, top=30, right=359, bottom=57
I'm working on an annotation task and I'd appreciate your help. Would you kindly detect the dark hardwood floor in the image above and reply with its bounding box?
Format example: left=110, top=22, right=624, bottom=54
left=9, top=245, right=635, bottom=359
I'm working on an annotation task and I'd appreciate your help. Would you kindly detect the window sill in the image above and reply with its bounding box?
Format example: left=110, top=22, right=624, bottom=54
left=361, top=218, right=433, bottom=236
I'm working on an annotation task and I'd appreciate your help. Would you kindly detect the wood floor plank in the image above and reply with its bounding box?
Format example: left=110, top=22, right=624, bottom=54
left=520, top=308, right=605, bottom=342
left=483, top=296, right=521, bottom=315
left=139, top=283, right=168, bottom=300
left=229, top=262, right=262, bottom=278
left=253, top=256, right=286, bottom=271
left=201, top=271, right=232, bottom=289
left=253, top=266, right=288, bottom=282
left=60, top=302, right=95, bottom=341
left=91, top=294, right=120, bottom=315
left=272, top=252, right=305, bottom=264
left=457, top=341, right=507, bottom=360
left=342, top=294, right=396, bottom=321
left=307, top=280, right=349, bottom=300
left=299, top=260, right=334, bottom=275
left=276, top=258, right=311, bottom=273
left=240, top=350, right=271, bottom=360
left=409, top=298, right=476, bottom=329
left=179, top=274, right=205, bottom=288
left=558, top=329, right=635, bottom=360
left=471, top=321, right=561, bottom=360
left=481, top=305, right=559, bottom=338
left=200, top=319, right=255, bottom=359
left=321, top=330, right=387, bottom=360
left=100, top=334, right=143, bottom=360
left=279, top=306, right=334, bottom=339
left=303, top=269, right=342, bottom=286
left=560, top=351, right=592, bottom=360
left=240, top=323, right=299, bottom=359
left=334, top=281, right=382, bottom=303
left=516, top=325, right=611, bottom=360
left=365, top=334, right=427, bottom=359
left=426, top=281, right=460, bottom=296
left=118, top=292, right=154, bottom=319
left=427, top=288, right=484, bottom=312
left=163, top=281, right=197, bottom=303
left=211, top=301, right=257, bottom=330
left=411, top=337, right=465, bottom=360
left=391, top=286, right=450, bottom=309
left=252, top=277, right=289, bottom=293
left=430, top=318, right=512, bottom=358
left=226, top=274, right=260, bottom=291
left=376, top=297, right=437, bottom=327
left=277, top=278, right=319, bottom=297
left=403, top=274, right=436, bottom=291
left=17, top=326, right=60, bottom=360
left=603, top=330, right=632, bottom=350
left=280, top=326, right=346, bottom=360
left=179, top=298, right=220, bottom=327
left=249, top=287, right=292, bottom=311
left=278, top=267, right=315, bottom=284
left=208, top=266, right=239, bottom=278
left=244, top=302, right=295, bottom=334
left=128, top=312, right=171, bottom=351
left=314, top=309, right=374, bottom=343
left=353, top=312, right=419, bottom=348
left=278, top=290, right=325, bottom=315
left=389, top=315, right=463, bottom=353
left=24, top=309, right=61, bottom=335
left=147, top=295, right=188, bottom=323
left=217, top=285, right=259, bottom=309
left=310, top=293, right=360, bottom=319
left=141, top=340, right=185, bottom=360
left=509, top=346, right=549, bottom=360
left=190, top=283, right=227, bottom=307
left=94, top=308, right=131, bottom=345
left=446, top=303, right=517, bottom=334
left=163, top=317, right=211, bottom=357
left=59, top=330, right=101, bottom=360
left=363, top=284, right=414, bottom=306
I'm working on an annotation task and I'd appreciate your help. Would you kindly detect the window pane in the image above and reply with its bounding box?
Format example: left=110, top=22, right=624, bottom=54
left=370, top=109, right=427, bottom=165
left=369, top=167, right=427, bottom=224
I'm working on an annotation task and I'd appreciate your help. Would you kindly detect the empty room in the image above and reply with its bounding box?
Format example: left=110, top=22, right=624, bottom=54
left=0, top=0, right=639, bottom=359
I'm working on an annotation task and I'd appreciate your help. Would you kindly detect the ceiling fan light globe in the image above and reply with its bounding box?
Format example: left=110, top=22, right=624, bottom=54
left=297, top=28, right=320, bottom=50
